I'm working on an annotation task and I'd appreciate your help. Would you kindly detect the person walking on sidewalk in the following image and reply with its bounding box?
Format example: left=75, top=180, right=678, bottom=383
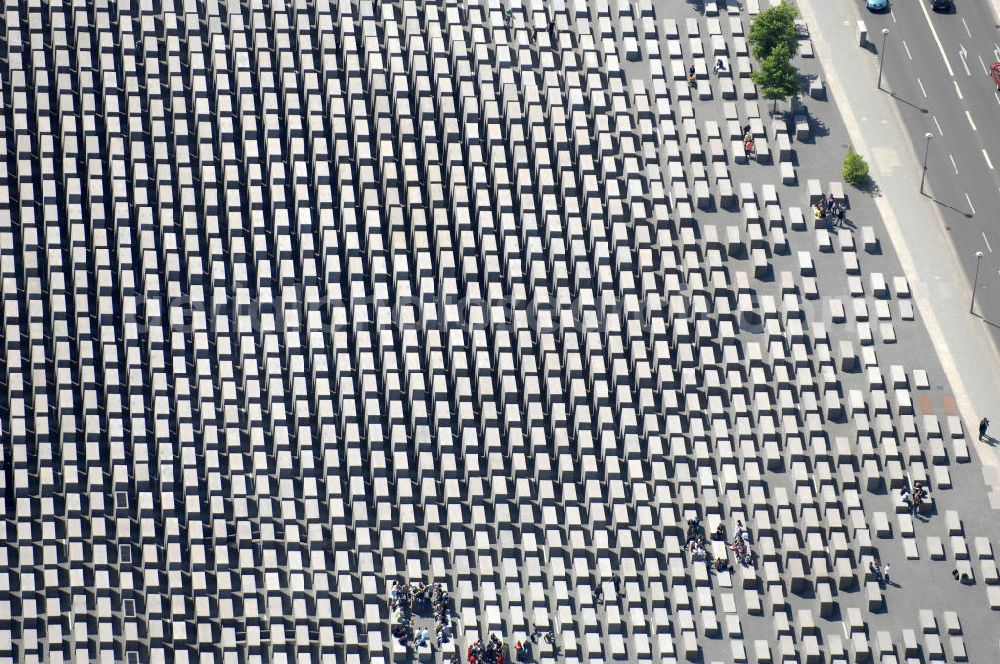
left=883, top=562, right=891, bottom=585
left=980, top=417, right=989, bottom=440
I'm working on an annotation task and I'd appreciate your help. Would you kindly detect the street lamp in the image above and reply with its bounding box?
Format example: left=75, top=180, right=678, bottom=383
left=878, top=28, right=890, bottom=90
left=920, top=132, right=933, bottom=195
left=972, top=251, right=984, bottom=314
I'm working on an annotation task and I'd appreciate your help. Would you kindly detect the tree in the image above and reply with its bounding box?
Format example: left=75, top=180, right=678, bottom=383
left=751, top=43, right=800, bottom=114
left=747, top=1, right=799, bottom=62
left=842, top=149, right=870, bottom=187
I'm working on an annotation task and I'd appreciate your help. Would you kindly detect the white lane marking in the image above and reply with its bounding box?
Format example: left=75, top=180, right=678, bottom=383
left=933, top=115, right=944, bottom=136
left=967, top=110, right=978, bottom=131
left=959, top=45, right=971, bottom=76
left=955, top=80, right=965, bottom=99
left=984, top=233, right=993, bottom=253
left=917, top=77, right=928, bottom=98
left=950, top=153, right=959, bottom=174
left=918, top=0, right=955, bottom=77
left=985, top=149, right=995, bottom=170
left=962, top=17, right=972, bottom=38
left=981, top=54, right=990, bottom=75
left=966, top=192, right=976, bottom=216
left=995, top=91, right=1000, bottom=108
left=891, top=7, right=897, bottom=23
left=902, top=40, right=913, bottom=61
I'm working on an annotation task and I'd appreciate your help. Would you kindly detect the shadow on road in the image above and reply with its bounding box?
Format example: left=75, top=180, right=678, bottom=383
left=972, top=312, right=1000, bottom=335
left=887, top=91, right=929, bottom=114
left=979, top=432, right=999, bottom=447
left=923, top=192, right=974, bottom=218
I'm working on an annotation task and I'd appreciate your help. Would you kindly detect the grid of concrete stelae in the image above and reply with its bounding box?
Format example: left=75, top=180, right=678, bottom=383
left=2, top=0, right=1000, bottom=662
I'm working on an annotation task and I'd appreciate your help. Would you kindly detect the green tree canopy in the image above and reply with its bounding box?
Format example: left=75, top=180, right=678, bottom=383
left=747, top=1, right=799, bottom=62
left=842, top=149, right=870, bottom=187
left=751, top=43, right=800, bottom=113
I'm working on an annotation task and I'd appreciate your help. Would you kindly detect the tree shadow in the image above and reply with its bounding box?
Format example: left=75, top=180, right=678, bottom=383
left=790, top=102, right=830, bottom=142
left=856, top=177, right=883, bottom=198
left=809, top=115, right=831, bottom=140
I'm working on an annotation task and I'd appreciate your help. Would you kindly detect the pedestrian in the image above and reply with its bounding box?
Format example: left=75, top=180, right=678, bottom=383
left=883, top=562, right=891, bottom=584
left=980, top=417, right=989, bottom=440
left=836, top=204, right=846, bottom=226
left=714, top=58, right=725, bottom=75
left=594, top=585, right=603, bottom=604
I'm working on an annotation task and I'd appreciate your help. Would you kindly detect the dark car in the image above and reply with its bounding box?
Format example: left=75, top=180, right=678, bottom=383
left=931, top=0, right=954, bottom=11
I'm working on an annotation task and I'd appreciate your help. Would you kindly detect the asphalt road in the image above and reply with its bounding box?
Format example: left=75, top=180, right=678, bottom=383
left=860, top=0, right=1000, bottom=334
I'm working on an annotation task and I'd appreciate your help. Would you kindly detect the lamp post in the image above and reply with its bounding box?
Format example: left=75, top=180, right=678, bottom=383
left=920, top=132, right=933, bottom=195
left=972, top=251, right=984, bottom=314
left=878, top=28, right=890, bottom=90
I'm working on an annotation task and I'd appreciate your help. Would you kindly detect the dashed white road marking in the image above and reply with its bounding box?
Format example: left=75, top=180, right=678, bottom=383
left=917, top=77, right=927, bottom=98
left=995, top=91, right=1000, bottom=108
left=966, top=192, right=976, bottom=216
left=959, top=45, right=971, bottom=76
left=980, top=54, right=990, bottom=75
left=918, top=0, right=955, bottom=77
left=984, top=232, right=993, bottom=253
left=963, top=17, right=972, bottom=38
left=902, top=40, right=912, bottom=61
left=955, top=80, right=965, bottom=99
left=950, top=153, right=959, bottom=174
left=933, top=115, right=944, bottom=136
left=967, top=110, right=978, bottom=131
left=985, top=149, right=995, bottom=170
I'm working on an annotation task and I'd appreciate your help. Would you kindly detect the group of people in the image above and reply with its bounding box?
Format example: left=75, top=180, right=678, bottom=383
left=813, top=193, right=847, bottom=225
left=868, top=559, right=892, bottom=585
left=683, top=518, right=747, bottom=571
left=467, top=634, right=508, bottom=663
left=389, top=580, right=453, bottom=648
left=688, top=59, right=728, bottom=87
left=901, top=483, right=927, bottom=516
left=503, top=7, right=557, bottom=45
left=729, top=520, right=755, bottom=567
left=743, top=126, right=755, bottom=160
left=684, top=517, right=706, bottom=550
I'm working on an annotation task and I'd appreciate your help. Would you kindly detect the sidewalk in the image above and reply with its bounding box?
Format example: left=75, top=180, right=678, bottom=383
left=797, top=0, right=1000, bottom=508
